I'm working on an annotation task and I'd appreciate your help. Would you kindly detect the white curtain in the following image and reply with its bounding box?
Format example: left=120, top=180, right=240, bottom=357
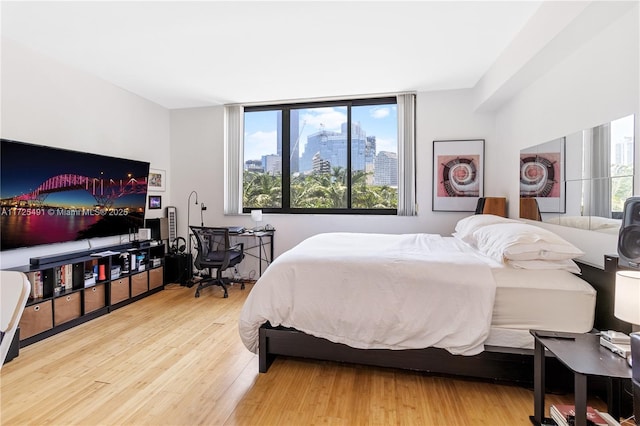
left=397, top=93, right=417, bottom=216
left=224, top=105, right=244, bottom=215
left=591, top=123, right=611, bottom=217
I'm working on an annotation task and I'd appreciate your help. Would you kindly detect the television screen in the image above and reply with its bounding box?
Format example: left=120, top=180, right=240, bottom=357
left=1, top=139, right=150, bottom=251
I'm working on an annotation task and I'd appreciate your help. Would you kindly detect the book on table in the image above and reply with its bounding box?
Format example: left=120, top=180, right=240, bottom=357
left=594, top=410, right=621, bottom=426
left=549, top=404, right=616, bottom=426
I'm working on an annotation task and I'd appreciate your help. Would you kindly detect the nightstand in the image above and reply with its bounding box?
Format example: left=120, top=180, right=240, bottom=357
left=529, top=330, right=632, bottom=426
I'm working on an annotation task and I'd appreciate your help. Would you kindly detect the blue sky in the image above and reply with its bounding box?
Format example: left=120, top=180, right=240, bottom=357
left=244, top=104, right=398, bottom=162
left=611, top=114, right=634, bottom=146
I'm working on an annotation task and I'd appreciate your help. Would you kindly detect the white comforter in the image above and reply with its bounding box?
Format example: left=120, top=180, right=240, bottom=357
left=239, top=233, right=500, bottom=356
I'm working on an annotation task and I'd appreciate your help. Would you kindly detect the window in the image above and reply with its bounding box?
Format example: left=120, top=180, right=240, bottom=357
left=609, top=114, right=634, bottom=216
left=242, top=97, right=399, bottom=214
left=243, top=110, right=283, bottom=209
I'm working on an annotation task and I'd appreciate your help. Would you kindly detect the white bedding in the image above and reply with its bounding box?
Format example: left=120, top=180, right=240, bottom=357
left=239, top=232, right=501, bottom=356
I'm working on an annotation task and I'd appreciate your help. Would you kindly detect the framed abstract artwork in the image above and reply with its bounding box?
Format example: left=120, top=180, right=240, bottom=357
left=148, top=195, right=162, bottom=209
left=432, top=139, right=484, bottom=212
left=519, top=137, right=565, bottom=213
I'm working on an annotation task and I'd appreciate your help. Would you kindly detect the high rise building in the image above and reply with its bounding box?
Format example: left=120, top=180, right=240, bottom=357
left=245, top=159, right=263, bottom=172
left=374, top=151, right=398, bottom=186
left=614, top=135, right=634, bottom=166
left=290, top=110, right=300, bottom=174
left=262, top=154, right=281, bottom=175
left=312, top=152, right=331, bottom=174
left=300, top=122, right=373, bottom=173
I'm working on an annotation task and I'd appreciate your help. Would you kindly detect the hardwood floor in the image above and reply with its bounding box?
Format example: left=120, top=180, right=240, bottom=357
left=1, top=283, right=611, bottom=425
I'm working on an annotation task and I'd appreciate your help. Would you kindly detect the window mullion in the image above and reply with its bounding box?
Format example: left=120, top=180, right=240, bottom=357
left=346, top=104, right=352, bottom=209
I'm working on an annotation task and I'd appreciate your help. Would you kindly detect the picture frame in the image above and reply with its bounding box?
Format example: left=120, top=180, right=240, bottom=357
left=432, top=139, right=484, bottom=212
left=148, top=195, right=162, bottom=210
left=519, top=137, right=566, bottom=213
left=148, top=168, right=166, bottom=192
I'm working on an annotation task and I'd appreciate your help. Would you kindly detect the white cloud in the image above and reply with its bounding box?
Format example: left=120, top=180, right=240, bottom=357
left=244, top=130, right=278, bottom=160
left=370, top=107, right=390, bottom=119
left=375, top=136, right=397, bottom=153
left=247, top=130, right=277, bottom=144
left=300, top=107, right=347, bottom=133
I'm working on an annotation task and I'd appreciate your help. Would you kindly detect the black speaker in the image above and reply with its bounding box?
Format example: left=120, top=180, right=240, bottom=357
left=165, top=253, right=192, bottom=285
left=618, top=197, right=640, bottom=269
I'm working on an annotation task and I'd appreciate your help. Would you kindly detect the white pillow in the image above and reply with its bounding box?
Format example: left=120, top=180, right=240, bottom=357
left=453, top=214, right=522, bottom=245
left=546, top=215, right=621, bottom=231
left=507, top=259, right=581, bottom=274
left=473, top=222, right=584, bottom=262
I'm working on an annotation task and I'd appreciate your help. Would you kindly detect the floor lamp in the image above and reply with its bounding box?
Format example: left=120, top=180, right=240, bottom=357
left=187, top=190, right=199, bottom=256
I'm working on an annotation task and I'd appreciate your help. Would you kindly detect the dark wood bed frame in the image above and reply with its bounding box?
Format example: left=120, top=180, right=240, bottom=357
left=258, top=257, right=627, bottom=386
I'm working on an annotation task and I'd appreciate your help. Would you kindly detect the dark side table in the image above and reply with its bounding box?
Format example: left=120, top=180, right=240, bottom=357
left=529, top=330, right=631, bottom=426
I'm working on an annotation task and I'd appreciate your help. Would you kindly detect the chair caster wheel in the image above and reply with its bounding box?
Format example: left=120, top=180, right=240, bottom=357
left=223, top=293, right=228, bottom=298
left=195, top=292, right=200, bottom=298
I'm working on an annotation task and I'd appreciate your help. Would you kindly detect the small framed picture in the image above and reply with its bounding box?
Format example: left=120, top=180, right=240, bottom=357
left=148, top=195, right=162, bottom=210
left=148, top=168, right=166, bottom=192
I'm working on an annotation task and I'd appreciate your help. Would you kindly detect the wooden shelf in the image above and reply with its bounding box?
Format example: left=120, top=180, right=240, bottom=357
left=9, top=242, right=166, bottom=346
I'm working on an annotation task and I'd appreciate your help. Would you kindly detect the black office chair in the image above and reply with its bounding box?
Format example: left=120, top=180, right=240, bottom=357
left=190, top=226, right=245, bottom=298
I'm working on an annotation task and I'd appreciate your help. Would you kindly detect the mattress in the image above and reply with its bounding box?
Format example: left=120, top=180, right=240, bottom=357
left=485, top=268, right=596, bottom=348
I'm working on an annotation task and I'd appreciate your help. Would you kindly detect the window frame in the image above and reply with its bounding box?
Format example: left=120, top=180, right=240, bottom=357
left=243, top=96, right=398, bottom=215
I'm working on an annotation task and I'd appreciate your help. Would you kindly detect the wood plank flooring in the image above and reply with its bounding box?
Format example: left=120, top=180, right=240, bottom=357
left=0, top=283, right=612, bottom=425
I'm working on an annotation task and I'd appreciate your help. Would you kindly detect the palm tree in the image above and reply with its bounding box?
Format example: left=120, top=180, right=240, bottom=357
left=245, top=168, right=397, bottom=210
left=244, top=172, right=281, bottom=208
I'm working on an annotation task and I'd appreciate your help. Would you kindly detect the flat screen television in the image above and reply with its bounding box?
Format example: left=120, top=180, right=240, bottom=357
left=1, top=139, right=150, bottom=251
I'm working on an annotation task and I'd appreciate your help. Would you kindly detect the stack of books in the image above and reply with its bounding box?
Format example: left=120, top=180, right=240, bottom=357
left=26, top=271, right=44, bottom=299
left=549, top=404, right=620, bottom=426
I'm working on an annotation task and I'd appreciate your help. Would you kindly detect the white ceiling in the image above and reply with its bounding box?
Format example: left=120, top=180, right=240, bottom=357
left=1, top=1, right=543, bottom=109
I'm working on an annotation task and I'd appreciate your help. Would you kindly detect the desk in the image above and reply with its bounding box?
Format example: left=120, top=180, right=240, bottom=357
left=529, top=330, right=631, bottom=426
left=230, top=230, right=274, bottom=277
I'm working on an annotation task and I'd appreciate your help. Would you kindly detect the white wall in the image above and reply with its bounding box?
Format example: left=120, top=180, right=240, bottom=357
left=0, top=39, right=171, bottom=268
left=169, top=89, right=495, bottom=260
left=2, top=3, right=636, bottom=271
left=168, top=2, right=638, bottom=269
left=491, top=5, right=639, bottom=267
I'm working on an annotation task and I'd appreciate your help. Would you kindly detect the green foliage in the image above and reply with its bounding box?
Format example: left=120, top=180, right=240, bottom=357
left=610, top=164, right=634, bottom=212
left=243, top=168, right=397, bottom=210
left=243, top=171, right=282, bottom=208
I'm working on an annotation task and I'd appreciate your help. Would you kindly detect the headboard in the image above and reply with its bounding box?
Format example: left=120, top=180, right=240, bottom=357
left=475, top=197, right=507, bottom=217
left=519, top=198, right=542, bottom=221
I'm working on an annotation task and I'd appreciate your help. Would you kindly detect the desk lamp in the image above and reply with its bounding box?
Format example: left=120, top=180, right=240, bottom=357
left=614, top=270, right=640, bottom=366
left=251, top=209, right=263, bottom=231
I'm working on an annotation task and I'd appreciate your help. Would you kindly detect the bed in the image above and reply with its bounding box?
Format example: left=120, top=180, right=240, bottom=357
left=238, top=215, right=603, bottom=383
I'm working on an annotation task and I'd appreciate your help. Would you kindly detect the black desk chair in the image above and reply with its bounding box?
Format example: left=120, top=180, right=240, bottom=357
left=190, top=226, right=245, bottom=298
